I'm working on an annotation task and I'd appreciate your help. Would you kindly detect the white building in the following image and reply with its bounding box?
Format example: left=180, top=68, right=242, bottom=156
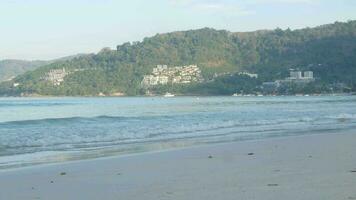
left=290, top=71, right=303, bottom=79
left=172, top=76, right=182, bottom=84
left=238, top=72, right=258, bottom=78
left=142, top=75, right=154, bottom=86
left=142, top=64, right=203, bottom=87
left=43, top=68, right=68, bottom=86
left=157, top=76, right=169, bottom=85
left=304, top=71, right=314, bottom=79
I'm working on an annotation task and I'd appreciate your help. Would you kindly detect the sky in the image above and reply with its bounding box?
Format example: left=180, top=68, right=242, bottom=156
left=1, top=0, right=356, bottom=60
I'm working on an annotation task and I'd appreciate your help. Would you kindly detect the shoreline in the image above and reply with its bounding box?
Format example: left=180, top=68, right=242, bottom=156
left=0, top=92, right=354, bottom=98
left=1, top=131, right=356, bottom=199
left=1, top=128, right=354, bottom=171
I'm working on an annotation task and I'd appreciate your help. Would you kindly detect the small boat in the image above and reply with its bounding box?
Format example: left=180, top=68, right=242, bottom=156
left=163, top=92, right=175, bottom=97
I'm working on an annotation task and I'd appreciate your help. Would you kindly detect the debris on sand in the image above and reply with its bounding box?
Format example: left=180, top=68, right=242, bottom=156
left=338, top=118, right=349, bottom=123
left=60, top=172, right=67, bottom=176
left=247, top=153, right=254, bottom=156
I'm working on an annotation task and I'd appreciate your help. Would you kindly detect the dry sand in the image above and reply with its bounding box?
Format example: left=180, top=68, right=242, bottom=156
left=1, top=132, right=356, bottom=200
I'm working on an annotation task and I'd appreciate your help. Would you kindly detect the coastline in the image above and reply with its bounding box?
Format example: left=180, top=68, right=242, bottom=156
left=1, top=132, right=356, bottom=200
left=0, top=92, right=354, bottom=98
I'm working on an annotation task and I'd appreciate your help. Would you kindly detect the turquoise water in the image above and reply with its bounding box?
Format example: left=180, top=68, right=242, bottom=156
left=0, top=96, right=355, bottom=169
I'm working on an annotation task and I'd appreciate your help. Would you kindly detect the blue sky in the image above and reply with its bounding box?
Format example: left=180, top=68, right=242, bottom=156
left=1, top=0, right=356, bottom=60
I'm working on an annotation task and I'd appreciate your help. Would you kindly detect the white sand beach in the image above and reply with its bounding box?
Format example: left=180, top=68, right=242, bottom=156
left=1, top=132, right=356, bottom=200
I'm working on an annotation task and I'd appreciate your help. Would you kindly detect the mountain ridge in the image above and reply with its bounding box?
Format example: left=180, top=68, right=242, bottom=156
left=0, top=54, right=90, bottom=83
left=1, top=20, right=356, bottom=96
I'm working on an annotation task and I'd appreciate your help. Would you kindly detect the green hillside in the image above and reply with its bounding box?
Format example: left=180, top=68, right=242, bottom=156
left=1, top=20, right=356, bottom=96
left=0, top=54, right=88, bottom=83
left=0, top=60, right=49, bottom=82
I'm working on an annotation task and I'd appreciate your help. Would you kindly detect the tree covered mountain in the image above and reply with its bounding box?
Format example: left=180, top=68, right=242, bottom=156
left=1, top=20, right=356, bottom=96
left=0, top=54, right=88, bottom=83
left=0, top=60, right=49, bottom=82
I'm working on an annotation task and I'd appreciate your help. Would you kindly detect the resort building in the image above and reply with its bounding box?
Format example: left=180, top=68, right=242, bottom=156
left=262, top=70, right=315, bottom=93
left=142, top=64, right=204, bottom=87
left=284, top=70, right=315, bottom=83
left=289, top=71, right=303, bottom=79
left=238, top=72, right=259, bottom=78
left=42, top=68, right=69, bottom=86
left=304, top=71, right=314, bottom=79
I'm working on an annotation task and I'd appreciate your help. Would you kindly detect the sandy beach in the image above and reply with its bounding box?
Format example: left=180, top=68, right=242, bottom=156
left=1, top=132, right=356, bottom=200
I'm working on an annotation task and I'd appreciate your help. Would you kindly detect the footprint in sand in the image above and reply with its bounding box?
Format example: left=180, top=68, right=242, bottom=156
left=267, top=184, right=279, bottom=187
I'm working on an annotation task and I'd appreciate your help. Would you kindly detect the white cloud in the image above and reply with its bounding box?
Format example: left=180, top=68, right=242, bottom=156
left=170, top=0, right=255, bottom=16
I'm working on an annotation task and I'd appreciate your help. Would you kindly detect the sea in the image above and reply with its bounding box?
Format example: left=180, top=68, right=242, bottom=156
left=0, top=95, right=355, bottom=169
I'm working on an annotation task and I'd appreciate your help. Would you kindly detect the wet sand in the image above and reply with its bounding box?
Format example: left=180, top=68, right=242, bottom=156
left=1, top=132, right=356, bottom=200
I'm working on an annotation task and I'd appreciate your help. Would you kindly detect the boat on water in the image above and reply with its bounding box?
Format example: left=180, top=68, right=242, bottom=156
left=163, top=92, right=175, bottom=97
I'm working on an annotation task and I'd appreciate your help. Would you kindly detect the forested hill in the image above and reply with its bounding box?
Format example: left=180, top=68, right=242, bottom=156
left=1, top=20, right=356, bottom=96
left=0, top=60, right=49, bottom=82
left=0, top=54, right=88, bottom=83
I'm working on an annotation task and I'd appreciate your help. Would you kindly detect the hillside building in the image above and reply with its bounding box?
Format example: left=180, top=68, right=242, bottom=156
left=142, top=65, right=203, bottom=87
left=289, top=71, right=303, bottom=79
left=262, top=70, right=315, bottom=93
left=43, top=68, right=68, bottom=86
left=238, top=72, right=259, bottom=78
left=304, top=71, right=314, bottom=79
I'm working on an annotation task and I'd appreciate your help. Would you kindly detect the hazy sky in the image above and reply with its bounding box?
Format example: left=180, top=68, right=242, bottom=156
left=1, top=0, right=356, bottom=60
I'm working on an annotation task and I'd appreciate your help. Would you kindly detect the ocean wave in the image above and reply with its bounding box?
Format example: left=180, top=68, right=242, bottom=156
left=0, top=114, right=341, bottom=152
left=0, top=115, right=144, bottom=126
left=327, top=113, right=356, bottom=119
left=0, top=102, right=79, bottom=107
left=1, top=96, right=356, bottom=169
left=0, top=112, right=325, bottom=127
